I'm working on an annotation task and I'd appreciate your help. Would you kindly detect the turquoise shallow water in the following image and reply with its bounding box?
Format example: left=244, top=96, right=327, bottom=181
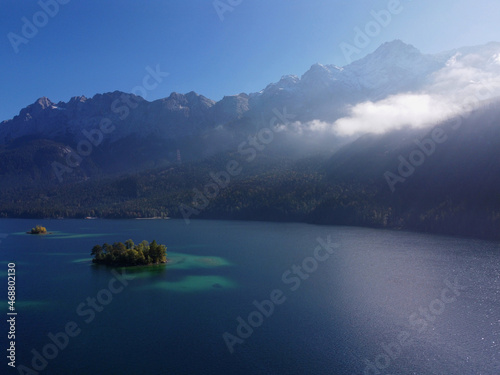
left=0, top=218, right=499, bottom=374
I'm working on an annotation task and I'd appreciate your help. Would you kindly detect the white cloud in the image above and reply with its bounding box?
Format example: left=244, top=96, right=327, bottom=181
left=276, top=119, right=336, bottom=135
left=494, top=53, right=500, bottom=65
left=332, top=49, right=500, bottom=136
left=334, top=94, right=460, bottom=136
left=445, top=53, right=461, bottom=67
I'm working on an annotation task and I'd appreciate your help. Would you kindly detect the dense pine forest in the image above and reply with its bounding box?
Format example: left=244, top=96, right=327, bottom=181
left=2, top=145, right=500, bottom=240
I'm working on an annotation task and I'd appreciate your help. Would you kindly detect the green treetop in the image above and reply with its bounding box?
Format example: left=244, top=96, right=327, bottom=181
left=91, top=239, right=167, bottom=266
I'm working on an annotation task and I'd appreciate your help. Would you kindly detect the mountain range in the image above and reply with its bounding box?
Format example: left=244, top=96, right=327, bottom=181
left=1, top=40, right=500, bottom=239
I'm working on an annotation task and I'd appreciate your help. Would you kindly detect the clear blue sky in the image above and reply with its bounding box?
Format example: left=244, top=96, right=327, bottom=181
left=1, top=0, right=498, bottom=121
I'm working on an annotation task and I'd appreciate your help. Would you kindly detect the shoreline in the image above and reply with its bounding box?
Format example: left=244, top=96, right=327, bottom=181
left=4, top=216, right=498, bottom=242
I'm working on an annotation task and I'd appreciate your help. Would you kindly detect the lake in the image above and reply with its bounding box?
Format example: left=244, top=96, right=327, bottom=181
left=1, top=218, right=499, bottom=374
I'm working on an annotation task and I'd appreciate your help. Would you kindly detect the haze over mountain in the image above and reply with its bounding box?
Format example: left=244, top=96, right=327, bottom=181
left=1, top=40, right=500, bottom=239
left=3, top=40, right=499, bottom=144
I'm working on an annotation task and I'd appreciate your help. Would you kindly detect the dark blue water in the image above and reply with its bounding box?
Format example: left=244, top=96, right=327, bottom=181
left=1, top=219, right=499, bottom=374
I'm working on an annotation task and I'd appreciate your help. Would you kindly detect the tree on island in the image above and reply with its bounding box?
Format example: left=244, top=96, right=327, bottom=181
left=91, top=239, right=167, bottom=266
left=29, top=225, right=47, bottom=234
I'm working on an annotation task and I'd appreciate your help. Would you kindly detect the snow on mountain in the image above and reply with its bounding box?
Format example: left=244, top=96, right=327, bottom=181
left=252, top=40, right=444, bottom=103
left=341, top=40, right=442, bottom=94
left=2, top=40, right=500, bottom=145
left=259, top=75, right=301, bottom=96
left=333, top=41, right=500, bottom=136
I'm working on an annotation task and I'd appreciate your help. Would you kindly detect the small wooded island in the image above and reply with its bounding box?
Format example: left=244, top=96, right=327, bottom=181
left=28, top=225, right=48, bottom=234
left=91, top=239, right=167, bottom=266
